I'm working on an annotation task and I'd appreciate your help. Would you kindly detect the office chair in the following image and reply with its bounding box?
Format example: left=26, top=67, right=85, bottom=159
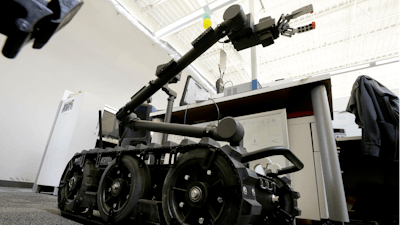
left=119, top=104, right=152, bottom=147
left=342, top=75, right=399, bottom=224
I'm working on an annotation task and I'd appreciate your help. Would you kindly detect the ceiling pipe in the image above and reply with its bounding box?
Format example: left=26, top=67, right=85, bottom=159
left=106, top=0, right=217, bottom=94
left=154, top=0, right=241, bottom=39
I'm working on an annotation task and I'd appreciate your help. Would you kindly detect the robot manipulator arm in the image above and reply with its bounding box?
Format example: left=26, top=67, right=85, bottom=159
left=116, top=4, right=315, bottom=124
left=227, top=4, right=315, bottom=51
left=278, top=4, right=315, bottom=37
left=226, top=13, right=279, bottom=51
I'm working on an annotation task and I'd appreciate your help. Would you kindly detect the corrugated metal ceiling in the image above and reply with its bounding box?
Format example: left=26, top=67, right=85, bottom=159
left=117, top=0, right=399, bottom=99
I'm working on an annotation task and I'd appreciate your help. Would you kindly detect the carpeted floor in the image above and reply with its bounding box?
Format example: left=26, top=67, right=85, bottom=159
left=0, top=187, right=82, bottom=225
left=2, top=187, right=392, bottom=225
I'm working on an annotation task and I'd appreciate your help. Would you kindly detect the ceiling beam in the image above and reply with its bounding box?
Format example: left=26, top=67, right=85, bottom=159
left=223, top=51, right=399, bottom=79
left=154, top=0, right=240, bottom=39
left=288, top=0, right=367, bottom=28
left=258, top=24, right=398, bottom=66
left=224, top=12, right=399, bottom=69
left=296, top=53, right=399, bottom=78
left=224, top=25, right=399, bottom=76
left=141, top=0, right=170, bottom=12
left=199, top=44, right=234, bottom=59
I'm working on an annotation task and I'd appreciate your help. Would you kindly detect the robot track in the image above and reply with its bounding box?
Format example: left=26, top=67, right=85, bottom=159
left=58, top=137, right=301, bottom=225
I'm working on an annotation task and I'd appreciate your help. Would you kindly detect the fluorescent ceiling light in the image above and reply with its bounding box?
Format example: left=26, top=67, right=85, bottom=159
left=155, top=9, right=204, bottom=38
left=376, top=57, right=399, bottom=65
left=107, top=0, right=217, bottom=94
left=105, top=105, right=118, bottom=113
left=330, top=64, right=370, bottom=75
left=154, top=0, right=240, bottom=39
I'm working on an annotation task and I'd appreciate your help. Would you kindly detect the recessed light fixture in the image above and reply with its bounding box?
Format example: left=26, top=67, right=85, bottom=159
left=376, top=57, right=399, bottom=65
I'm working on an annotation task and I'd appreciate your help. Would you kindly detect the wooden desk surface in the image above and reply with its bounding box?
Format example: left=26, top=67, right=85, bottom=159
left=151, top=75, right=332, bottom=125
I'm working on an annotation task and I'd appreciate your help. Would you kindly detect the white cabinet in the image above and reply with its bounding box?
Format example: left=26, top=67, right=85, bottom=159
left=34, top=92, right=105, bottom=192
left=288, top=116, right=329, bottom=221
left=158, top=114, right=331, bottom=220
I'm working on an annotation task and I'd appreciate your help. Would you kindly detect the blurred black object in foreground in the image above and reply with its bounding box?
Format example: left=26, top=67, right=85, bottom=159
left=0, top=0, right=83, bottom=58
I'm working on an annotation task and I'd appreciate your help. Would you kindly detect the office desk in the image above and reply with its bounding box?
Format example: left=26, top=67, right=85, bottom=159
left=152, top=74, right=349, bottom=222
left=336, top=136, right=364, bottom=172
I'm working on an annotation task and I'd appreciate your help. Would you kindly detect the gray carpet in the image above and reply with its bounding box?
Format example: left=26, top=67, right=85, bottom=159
left=0, top=187, right=82, bottom=225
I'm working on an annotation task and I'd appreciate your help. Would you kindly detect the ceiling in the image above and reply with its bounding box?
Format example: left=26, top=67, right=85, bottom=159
left=113, top=0, right=399, bottom=99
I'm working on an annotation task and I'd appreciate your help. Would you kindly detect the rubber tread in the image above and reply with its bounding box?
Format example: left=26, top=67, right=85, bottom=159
left=60, top=139, right=301, bottom=225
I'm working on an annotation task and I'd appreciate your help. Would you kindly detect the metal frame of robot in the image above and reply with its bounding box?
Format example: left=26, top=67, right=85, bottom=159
left=1, top=1, right=315, bottom=225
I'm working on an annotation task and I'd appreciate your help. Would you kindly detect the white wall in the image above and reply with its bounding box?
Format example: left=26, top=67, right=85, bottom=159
left=0, top=0, right=191, bottom=182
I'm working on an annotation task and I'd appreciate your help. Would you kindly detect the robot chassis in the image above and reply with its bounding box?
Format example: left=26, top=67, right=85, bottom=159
left=58, top=3, right=316, bottom=225
left=1, top=1, right=315, bottom=224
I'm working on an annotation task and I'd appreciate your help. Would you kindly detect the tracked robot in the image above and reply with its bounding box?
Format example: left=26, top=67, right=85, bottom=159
left=53, top=3, right=316, bottom=225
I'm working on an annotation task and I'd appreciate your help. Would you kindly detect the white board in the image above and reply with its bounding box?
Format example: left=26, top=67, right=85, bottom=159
left=167, top=109, right=289, bottom=173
